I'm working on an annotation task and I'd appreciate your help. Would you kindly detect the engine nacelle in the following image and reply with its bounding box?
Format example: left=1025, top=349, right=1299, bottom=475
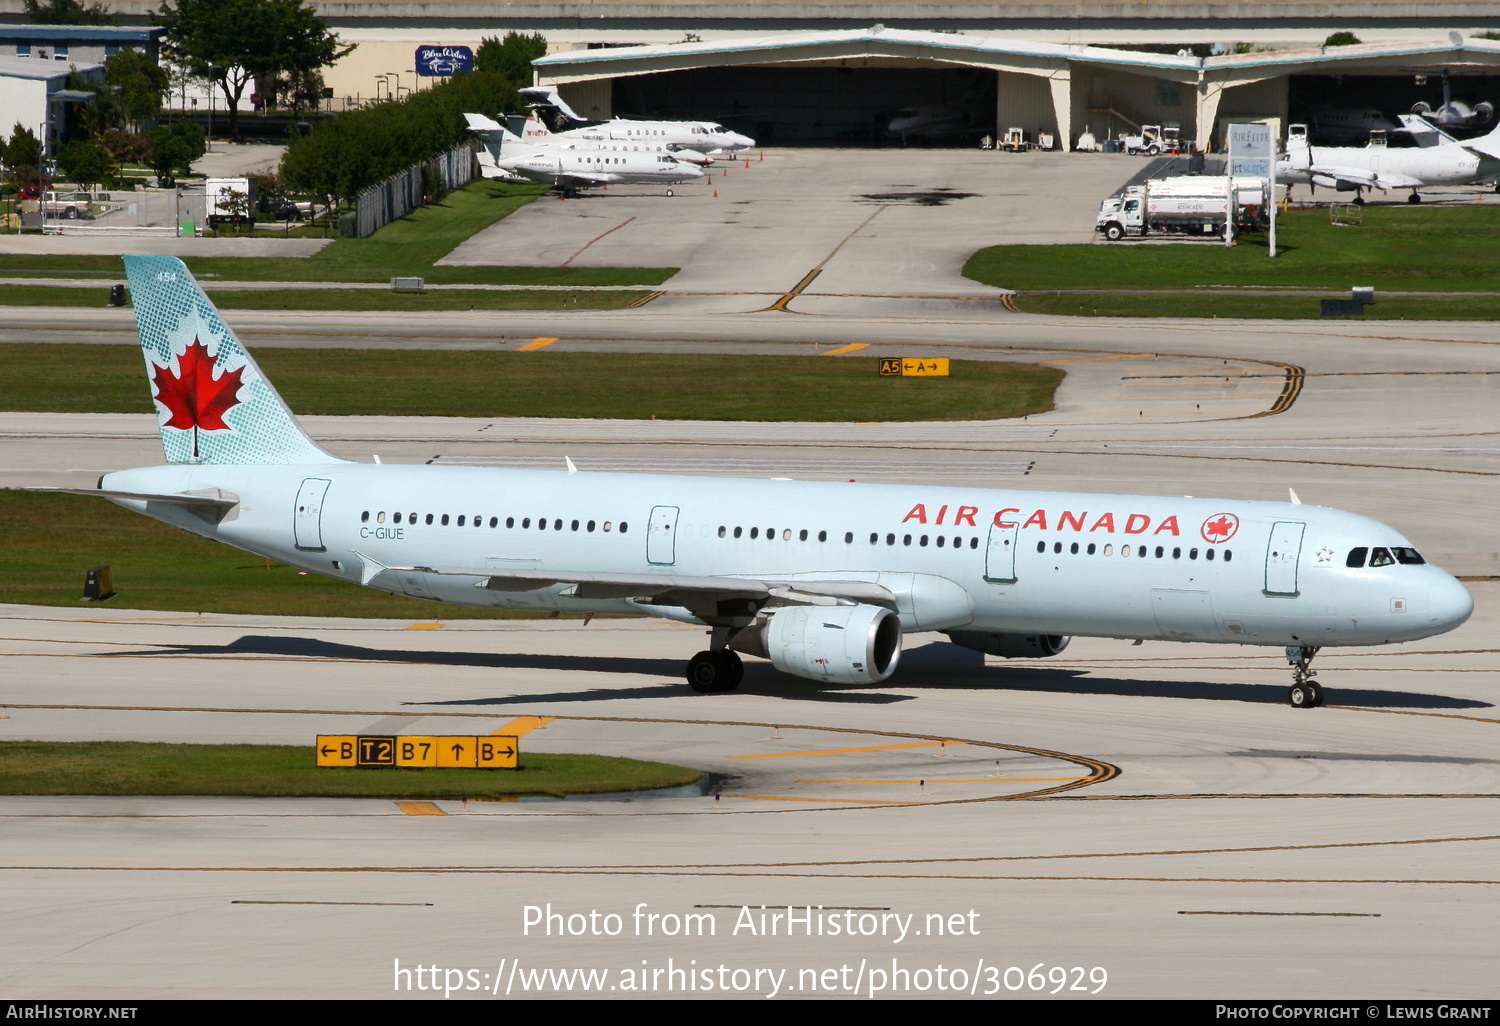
left=946, top=631, right=1071, bottom=659
left=763, top=603, right=902, bottom=684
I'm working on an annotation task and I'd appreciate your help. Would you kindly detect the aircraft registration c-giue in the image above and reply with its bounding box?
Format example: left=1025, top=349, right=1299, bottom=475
left=46, top=256, right=1473, bottom=707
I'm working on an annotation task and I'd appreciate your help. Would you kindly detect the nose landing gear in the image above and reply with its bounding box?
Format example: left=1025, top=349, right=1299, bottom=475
left=1286, top=645, right=1324, bottom=707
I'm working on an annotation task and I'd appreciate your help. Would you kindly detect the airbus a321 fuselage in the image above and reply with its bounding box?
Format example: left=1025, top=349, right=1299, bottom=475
left=56, top=256, right=1473, bottom=708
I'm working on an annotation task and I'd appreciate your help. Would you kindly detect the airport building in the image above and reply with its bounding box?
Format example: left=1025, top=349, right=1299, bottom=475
left=1, top=1, right=1498, bottom=148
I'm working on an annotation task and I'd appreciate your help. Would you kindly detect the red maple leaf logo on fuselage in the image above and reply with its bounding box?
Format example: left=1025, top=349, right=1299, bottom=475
left=151, top=337, right=245, bottom=431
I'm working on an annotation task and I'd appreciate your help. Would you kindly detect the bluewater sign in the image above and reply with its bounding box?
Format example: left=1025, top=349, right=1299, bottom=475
left=416, top=45, right=473, bottom=77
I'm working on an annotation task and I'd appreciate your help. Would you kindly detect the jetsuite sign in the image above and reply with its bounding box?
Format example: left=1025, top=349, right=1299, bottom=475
left=899, top=503, right=1241, bottom=542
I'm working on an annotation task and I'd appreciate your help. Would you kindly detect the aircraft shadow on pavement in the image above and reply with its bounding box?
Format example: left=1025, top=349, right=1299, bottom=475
left=132, top=635, right=1489, bottom=711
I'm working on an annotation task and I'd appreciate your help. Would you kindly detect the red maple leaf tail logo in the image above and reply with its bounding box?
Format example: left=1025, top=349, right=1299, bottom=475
left=150, top=337, right=245, bottom=458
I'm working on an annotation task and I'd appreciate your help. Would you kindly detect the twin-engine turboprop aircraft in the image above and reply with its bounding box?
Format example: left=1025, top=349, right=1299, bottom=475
left=44, top=256, right=1473, bottom=707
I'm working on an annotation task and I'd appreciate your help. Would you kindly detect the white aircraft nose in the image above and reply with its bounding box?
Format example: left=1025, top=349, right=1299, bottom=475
left=725, top=133, right=755, bottom=149
left=1428, top=574, right=1474, bottom=633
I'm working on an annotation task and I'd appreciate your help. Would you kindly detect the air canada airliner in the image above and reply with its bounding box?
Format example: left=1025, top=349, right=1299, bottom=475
left=44, top=256, right=1473, bottom=708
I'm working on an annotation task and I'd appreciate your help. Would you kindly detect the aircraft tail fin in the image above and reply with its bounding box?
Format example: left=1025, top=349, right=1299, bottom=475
left=124, top=255, right=344, bottom=466
left=1463, top=120, right=1500, bottom=159
left=519, top=85, right=586, bottom=124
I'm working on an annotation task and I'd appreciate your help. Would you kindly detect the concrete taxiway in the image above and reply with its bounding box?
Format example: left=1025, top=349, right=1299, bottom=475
left=2, top=147, right=1499, bottom=999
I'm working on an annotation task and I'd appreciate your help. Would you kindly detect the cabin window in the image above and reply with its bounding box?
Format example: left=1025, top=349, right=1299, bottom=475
left=440, top=514, right=448, bottom=525
left=572, top=520, right=580, bottom=531
left=553, top=519, right=562, bottom=531
left=903, top=534, right=913, bottom=547
left=1122, top=545, right=1132, bottom=557
left=394, top=513, right=403, bottom=524
left=426, top=514, right=434, bottom=525
left=869, top=533, right=878, bottom=544
left=377, top=512, right=386, bottom=523
left=844, top=532, right=853, bottom=543
left=920, top=535, right=929, bottom=547
left=1103, top=544, right=1113, bottom=556
left=733, top=526, right=743, bottom=538
left=971, top=538, right=978, bottom=549
left=604, top=522, right=613, bottom=532
left=490, top=517, right=499, bottom=528
left=783, top=529, right=792, bottom=541
left=1189, top=548, right=1198, bottom=559
left=937, top=536, right=946, bottom=548
left=799, top=529, right=808, bottom=541
left=620, top=522, right=629, bottom=533
left=1206, top=548, right=1215, bottom=561
left=886, top=533, right=896, bottom=546
left=361, top=511, right=369, bottom=522
left=750, top=527, right=759, bottom=539
left=1087, top=543, right=1096, bottom=555
left=1037, top=541, right=1046, bottom=553
left=1070, top=542, right=1079, bottom=554
left=718, top=526, right=726, bottom=538
left=819, top=530, right=827, bottom=542
left=1369, top=547, right=1395, bottom=567
left=1154, top=545, right=1164, bottom=558
left=456, top=515, right=465, bottom=526
left=588, top=520, right=596, bottom=532
left=474, top=516, right=482, bottom=528
left=1223, top=550, right=1233, bottom=562
left=521, top=518, right=530, bottom=528
left=1172, top=547, right=1181, bottom=559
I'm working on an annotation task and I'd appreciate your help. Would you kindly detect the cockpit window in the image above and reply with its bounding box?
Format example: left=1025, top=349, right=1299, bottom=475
left=1393, top=547, right=1426, bottom=565
left=1346, top=547, right=1367, bottom=568
left=1369, top=547, right=1395, bottom=567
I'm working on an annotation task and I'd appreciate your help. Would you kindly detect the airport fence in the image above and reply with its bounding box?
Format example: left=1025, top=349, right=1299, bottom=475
left=350, top=141, right=477, bottom=238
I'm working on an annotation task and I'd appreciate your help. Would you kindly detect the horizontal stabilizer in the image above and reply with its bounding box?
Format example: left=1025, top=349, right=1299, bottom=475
left=31, top=486, right=239, bottom=524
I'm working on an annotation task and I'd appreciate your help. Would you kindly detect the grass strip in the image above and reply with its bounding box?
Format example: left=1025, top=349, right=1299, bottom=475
left=966, top=206, right=1500, bottom=294
left=0, top=742, right=701, bottom=798
left=0, top=180, right=675, bottom=288
left=0, top=346, right=1063, bottom=421
left=0, top=285, right=648, bottom=312
left=1011, top=292, right=1500, bottom=320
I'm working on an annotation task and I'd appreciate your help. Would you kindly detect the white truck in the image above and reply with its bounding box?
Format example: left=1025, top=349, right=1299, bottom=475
left=1095, top=175, right=1268, bottom=241
left=204, top=177, right=257, bottom=228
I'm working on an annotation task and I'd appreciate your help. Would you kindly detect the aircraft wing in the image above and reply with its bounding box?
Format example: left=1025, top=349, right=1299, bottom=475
left=388, top=565, right=894, bottom=620
left=1305, top=164, right=1381, bottom=188
left=1306, top=165, right=1426, bottom=190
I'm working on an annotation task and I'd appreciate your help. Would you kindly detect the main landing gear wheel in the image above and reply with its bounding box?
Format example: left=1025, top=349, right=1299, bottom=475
left=665, top=188, right=674, bottom=197
left=1285, top=645, right=1324, bottom=708
left=1407, top=192, right=1423, bottom=204
left=687, top=650, right=742, bottom=693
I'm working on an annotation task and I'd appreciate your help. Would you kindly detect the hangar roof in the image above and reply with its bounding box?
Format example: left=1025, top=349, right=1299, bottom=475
left=534, top=26, right=1500, bottom=84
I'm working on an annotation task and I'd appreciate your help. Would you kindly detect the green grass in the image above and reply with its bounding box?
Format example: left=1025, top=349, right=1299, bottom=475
left=966, top=206, right=1500, bottom=294
left=0, top=490, right=546, bottom=617
left=0, top=285, right=648, bottom=312
left=1011, top=292, right=1500, bottom=320
left=0, top=742, right=701, bottom=798
left=0, top=179, right=675, bottom=289
left=0, top=346, right=1063, bottom=421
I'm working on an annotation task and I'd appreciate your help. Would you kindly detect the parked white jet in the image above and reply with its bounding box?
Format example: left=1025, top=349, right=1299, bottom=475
left=518, top=85, right=755, bottom=154
left=508, top=113, right=716, bottom=166
left=465, top=114, right=705, bottom=195
left=1278, top=121, right=1500, bottom=203
left=43, top=256, right=1473, bottom=707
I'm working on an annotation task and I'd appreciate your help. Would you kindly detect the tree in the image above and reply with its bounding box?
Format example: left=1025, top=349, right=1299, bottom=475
left=4, top=124, right=43, bottom=171
left=57, top=139, right=115, bottom=190
left=144, top=121, right=204, bottom=186
left=23, top=0, right=114, bottom=25
left=104, top=49, right=169, bottom=131
left=1323, top=32, right=1362, bottom=47
left=473, top=31, right=547, bottom=86
left=155, top=0, right=353, bottom=138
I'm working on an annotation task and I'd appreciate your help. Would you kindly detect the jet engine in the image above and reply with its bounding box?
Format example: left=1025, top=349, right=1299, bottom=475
left=945, top=631, right=1071, bottom=658
left=758, top=603, right=902, bottom=684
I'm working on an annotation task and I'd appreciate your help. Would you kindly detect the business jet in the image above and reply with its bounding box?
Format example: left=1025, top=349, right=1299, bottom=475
left=517, top=85, right=755, bottom=154
left=1411, top=68, right=1495, bottom=133
left=1278, top=120, right=1500, bottom=203
left=465, top=114, right=705, bottom=195
left=42, top=256, right=1473, bottom=707
left=506, top=113, right=716, bottom=166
